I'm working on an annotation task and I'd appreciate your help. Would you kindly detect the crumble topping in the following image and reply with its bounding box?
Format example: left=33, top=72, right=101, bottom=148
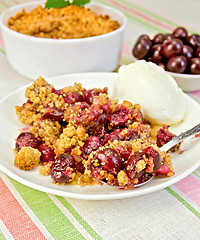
left=8, top=5, right=120, bottom=39
left=14, top=77, right=179, bottom=189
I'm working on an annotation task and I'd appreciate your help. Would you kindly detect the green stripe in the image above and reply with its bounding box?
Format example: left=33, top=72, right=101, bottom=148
left=122, top=0, right=196, bottom=34
left=0, top=3, right=7, bottom=12
left=193, top=172, right=200, bottom=178
left=56, top=196, right=102, bottom=240
left=122, top=0, right=178, bottom=28
left=0, top=48, right=5, bottom=54
left=0, top=230, right=6, bottom=240
left=96, top=0, right=166, bottom=32
left=196, top=167, right=200, bottom=173
left=2, top=0, right=17, bottom=8
left=8, top=177, right=85, bottom=240
left=166, top=187, right=200, bottom=219
left=98, top=0, right=197, bottom=34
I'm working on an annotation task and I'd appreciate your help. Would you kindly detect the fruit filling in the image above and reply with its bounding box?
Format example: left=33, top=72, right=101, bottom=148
left=14, top=77, right=179, bottom=189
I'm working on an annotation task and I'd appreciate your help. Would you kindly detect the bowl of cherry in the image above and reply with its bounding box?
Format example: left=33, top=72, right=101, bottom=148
left=132, top=27, right=200, bottom=92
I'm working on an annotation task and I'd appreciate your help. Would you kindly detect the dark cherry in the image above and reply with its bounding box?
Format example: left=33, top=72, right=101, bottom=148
left=166, top=55, right=187, bottom=73
left=132, top=37, right=152, bottom=59
left=163, top=33, right=174, bottom=42
left=182, top=45, right=193, bottom=59
left=124, top=129, right=140, bottom=141
left=83, top=136, right=102, bottom=155
left=88, top=113, right=108, bottom=136
left=97, top=126, right=109, bottom=142
left=143, top=146, right=161, bottom=174
left=108, top=104, right=130, bottom=127
left=50, top=153, right=75, bottom=183
left=161, top=39, right=183, bottom=58
left=157, top=125, right=178, bottom=151
left=82, top=88, right=107, bottom=105
left=125, top=151, right=146, bottom=179
left=38, top=143, right=55, bottom=162
left=125, top=147, right=161, bottom=180
left=150, top=44, right=163, bottom=63
left=190, top=58, right=200, bottom=74
left=196, top=46, right=200, bottom=58
left=103, top=129, right=122, bottom=144
left=42, top=107, right=64, bottom=121
left=16, top=132, right=39, bottom=151
left=157, top=62, right=165, bottom=69
left=94, top=148, right=122, bottom=175
left=63, top=92, right=84, bottom=104
left=187, top=34, right=200, bottom=49
left=116, top=145, right=132, bottom=160
left=75, top=161, right=85, bottom=174
left=138, top=34, right=151, bottom=41
left=152, top=33, right=165, bottom=44
left=172, top=27, right=188, bottom=40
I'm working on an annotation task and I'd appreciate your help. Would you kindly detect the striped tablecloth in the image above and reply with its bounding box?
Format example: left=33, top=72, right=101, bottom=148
left=0, top=0, right=200, bottom=239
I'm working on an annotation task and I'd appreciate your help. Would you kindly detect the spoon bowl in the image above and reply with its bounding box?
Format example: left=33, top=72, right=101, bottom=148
left=133, top=123, right=200, bottom=187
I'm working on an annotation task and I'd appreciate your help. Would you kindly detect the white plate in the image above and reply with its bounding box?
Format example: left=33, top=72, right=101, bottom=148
left=0, top=72, right=200, bottom=200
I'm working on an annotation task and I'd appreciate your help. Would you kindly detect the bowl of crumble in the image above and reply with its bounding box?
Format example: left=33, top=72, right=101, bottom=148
left=0, top=1, right=127, bottom=79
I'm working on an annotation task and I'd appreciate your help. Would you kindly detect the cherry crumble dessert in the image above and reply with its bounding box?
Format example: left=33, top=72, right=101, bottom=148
left=14, top=77, right=179, bottom=189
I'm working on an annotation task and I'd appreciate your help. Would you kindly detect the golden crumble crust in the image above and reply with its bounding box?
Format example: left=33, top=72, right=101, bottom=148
left=54, top=124, right=88, bottom=155
left=14, top=146, right=41, bottom=170
left=30, top=118, right=61, bottom=145
left=8, top=5, right=120, bottom=39
left=15, top=103, right=41, bottom=125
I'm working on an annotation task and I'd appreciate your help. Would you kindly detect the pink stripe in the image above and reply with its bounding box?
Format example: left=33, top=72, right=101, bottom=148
left=0, top=178, right=47, bottom=240
left=122, top=43, right=131, bottom=56
left=0, top=1, right=10, bottom=9
left=107, top=0, right=174, bottom=31
left=0, top=32, right=4, bottom=48
left=189, top=90, right=200, bottom=98
left=174, top=175, right=200, bottom=207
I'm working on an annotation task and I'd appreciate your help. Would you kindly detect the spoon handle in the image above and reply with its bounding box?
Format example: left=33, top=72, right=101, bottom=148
left=160, top=123, right=200, bottom=152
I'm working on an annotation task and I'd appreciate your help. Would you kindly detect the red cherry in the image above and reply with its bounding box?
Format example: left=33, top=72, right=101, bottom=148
left=172, top=27, right=188, bottom=40
left=161, top=39, right=183, bottom=58
left=187, top=34, right=200, bottom=49
left=132, top=37, right=152, bottom=59
left=38, top=143, right=55, bottom=162
left=195, top=46, right=200, bottom=58
left=190, top=58, right=200, bottom=74
left=50, top=154, right=75, bottom=183
left=83, top=136, right=102, bottom=155
left=152, top=34, right=165, bottom=44
left=94, top=148, right=122, bottom=175
left=150, top=44, right=163, bottom=63
left=166, top=55, right=187, bottom=73
left=182, top=45, right=193, bottom=59
left=16, top=132, right=39, bottom=151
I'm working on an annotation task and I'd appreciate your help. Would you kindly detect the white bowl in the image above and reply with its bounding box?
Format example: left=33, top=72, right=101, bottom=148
left=0, top=1, right=127, bottom=79
left=132, top=56, right=200, bottom=92
left=168, top=71, right=200, bottom=92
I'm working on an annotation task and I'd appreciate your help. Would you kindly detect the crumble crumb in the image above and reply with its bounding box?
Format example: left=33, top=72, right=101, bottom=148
left=14, top=147, right=41, bottom=170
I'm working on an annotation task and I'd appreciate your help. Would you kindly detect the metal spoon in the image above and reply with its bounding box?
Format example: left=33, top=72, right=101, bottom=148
left=134, top=123, right=200, bottom=187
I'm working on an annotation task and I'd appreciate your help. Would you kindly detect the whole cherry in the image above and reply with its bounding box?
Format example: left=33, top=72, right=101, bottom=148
left=161, top=39, right=183, bottom=58
left=190, top=58, right=200, bottom=74
left=132, top=37, right=152, bottom=59
left=166, top=55, right=187, bottom=73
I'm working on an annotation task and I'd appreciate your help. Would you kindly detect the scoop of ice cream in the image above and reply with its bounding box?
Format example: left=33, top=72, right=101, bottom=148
left=116, top=60, right=185, bottom=125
